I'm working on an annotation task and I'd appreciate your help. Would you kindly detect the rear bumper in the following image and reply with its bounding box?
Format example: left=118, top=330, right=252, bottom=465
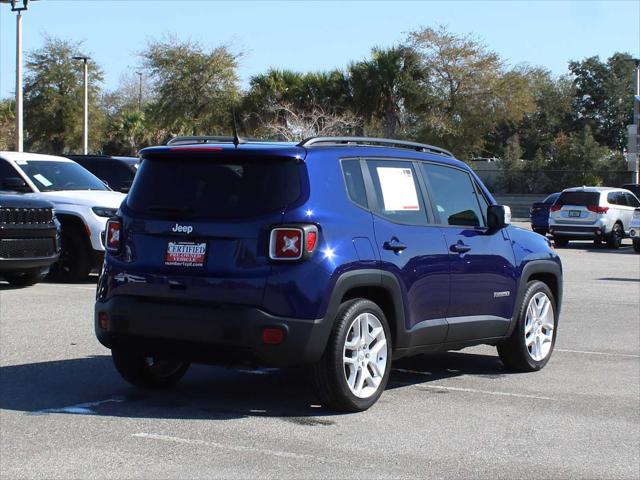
left=549, top=225, right=605, bottom=239
left=94, top=296, right=333, bottom=367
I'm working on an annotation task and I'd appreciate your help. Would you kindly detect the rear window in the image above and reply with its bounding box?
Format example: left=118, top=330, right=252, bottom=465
left=127, top=158, right=301, bottom=219
left=557, top=191, right=600, bottom=207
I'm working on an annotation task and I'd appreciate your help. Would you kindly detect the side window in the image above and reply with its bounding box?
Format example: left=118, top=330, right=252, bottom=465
left=0, top=159, right=20, bottom=183
left=625, top=193, right=640, bottom=208
left=366, top=160, right=428, bottom=225
left=341, top=159, right=368, bottom=209
left=607, top=192, right=618, bottom=205
left=421, top=163, right=485, bottom=228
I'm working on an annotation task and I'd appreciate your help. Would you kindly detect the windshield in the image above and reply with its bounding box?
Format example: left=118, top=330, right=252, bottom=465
left=18, top=160, right=108, bottom=192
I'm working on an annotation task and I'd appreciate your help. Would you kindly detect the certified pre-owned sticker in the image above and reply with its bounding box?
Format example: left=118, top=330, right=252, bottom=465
left=165, top=242, right=206, bottom=267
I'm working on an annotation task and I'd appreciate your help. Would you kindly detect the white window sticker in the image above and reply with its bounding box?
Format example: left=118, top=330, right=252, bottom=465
left=33, top=174, right=53, bottom=187
left=376, top=167, right=420, bottom=211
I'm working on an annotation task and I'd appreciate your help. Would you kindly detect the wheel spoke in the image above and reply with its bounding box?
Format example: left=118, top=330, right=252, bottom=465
left=524, top=320, right=534, bottom=334
left=525, top=333, right=535, bottom=346
left=370, top=338, right=387, bottom=356
left=355, top=365, right=366, bottom=393
left=344, top=355, right=357, bottom=366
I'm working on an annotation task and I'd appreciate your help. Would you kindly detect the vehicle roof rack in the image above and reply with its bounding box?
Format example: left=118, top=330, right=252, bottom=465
left=297, top=136, right=454, bottom=158
left=165, top=136, right=237, bottom=146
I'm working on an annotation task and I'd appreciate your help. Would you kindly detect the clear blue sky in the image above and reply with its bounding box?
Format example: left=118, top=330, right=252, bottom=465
left=1, top=0, right=638, bottom=98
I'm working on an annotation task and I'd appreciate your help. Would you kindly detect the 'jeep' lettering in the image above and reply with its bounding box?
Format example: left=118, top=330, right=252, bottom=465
left=172, top=223, right=193, bottom=234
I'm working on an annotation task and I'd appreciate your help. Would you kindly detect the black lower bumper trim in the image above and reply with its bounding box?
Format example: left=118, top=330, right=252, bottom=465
left=95, top=296, right=333, bottom=367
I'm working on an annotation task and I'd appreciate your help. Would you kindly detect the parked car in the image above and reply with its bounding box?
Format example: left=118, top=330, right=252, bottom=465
left=629, top=208, right=640, bottom=253
left=0, top=192, right=60, bottom=286
left=621, top=183, right=640, bottom=198
left=529, top=192, right=560, bottom=236
left=95, top=136, right=563, bottom=412
left=0, top=152, right=126, bottom=281
left=66, top=155, right=139, bottom=193
left=549, top=186, right=640, bottom=248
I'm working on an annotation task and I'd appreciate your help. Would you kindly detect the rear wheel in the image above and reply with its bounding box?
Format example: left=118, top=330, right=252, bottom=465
left=498, top=281, right=557, bottom=371
left=554, top=237, right=568, bottom=247
left=606, top=223, right=623, bottom=249
left=112, top=349, right=190, bottom=388
left=633, top=239, right=640, bottom=253
left=48, top=231, right=91, bottom=282
left=312, top=299, right=392, bottom=412
left=3, top=268, right=47, bottom=287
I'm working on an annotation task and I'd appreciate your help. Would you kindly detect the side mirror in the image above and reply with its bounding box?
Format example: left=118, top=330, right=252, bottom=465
left=487, top=205, right=511, bottom=230
left=2, top=177, right=31, bottom=193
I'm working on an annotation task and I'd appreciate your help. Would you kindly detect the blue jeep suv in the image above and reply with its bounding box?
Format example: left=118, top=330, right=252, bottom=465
left=95, top=136, right=563, bottom=412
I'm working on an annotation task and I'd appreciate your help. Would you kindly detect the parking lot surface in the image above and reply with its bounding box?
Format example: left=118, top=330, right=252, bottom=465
left=1, top=225, right=639, bottom=479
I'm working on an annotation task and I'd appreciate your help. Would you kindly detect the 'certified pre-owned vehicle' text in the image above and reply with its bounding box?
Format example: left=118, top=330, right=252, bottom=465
left=95, top=136, right=563, bottom=412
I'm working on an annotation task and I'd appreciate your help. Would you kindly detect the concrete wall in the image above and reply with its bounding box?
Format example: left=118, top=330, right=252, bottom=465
left=493, top=194, right=546, bottom=220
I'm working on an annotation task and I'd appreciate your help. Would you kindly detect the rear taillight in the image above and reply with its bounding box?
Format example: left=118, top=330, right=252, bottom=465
left=105, top=218, right=121, bottom=253
left=269, top=224, right=318, bottom=261
left=550, top=205, right=561, bottom=212
left=587, top=205, right=609, bottom=214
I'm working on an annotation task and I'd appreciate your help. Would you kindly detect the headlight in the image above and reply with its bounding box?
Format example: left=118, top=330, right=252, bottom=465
left=92, top=207, right=118, bottom=218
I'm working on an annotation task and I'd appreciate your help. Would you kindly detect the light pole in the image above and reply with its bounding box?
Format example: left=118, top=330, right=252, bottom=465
left=135, top=71, right=143, bottom=111
left=73, top=56, right=89, bottom=154
left=1, top=0, right=38, bottom=152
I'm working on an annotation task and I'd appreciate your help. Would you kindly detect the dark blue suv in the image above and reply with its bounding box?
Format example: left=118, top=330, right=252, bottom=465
left=95, top=136, right=563, bottom=412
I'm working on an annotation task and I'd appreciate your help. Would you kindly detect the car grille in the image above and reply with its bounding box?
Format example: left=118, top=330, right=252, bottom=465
left=0, top=238, right=56, bottom=259
left=0, top=207, right=54, bottom=225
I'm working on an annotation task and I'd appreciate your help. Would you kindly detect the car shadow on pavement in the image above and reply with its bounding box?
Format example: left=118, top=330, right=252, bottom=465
left=555, top=241, right=635, bottom=254
left=0, top=351, right=509, bottom=420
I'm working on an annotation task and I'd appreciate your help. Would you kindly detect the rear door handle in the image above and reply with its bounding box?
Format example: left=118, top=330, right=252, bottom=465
left=383, top=237, right=407, bottom=253
left=450, top=242, right=471, bottom=254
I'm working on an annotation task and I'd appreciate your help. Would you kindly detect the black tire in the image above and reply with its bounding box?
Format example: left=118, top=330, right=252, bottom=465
left=554, top=237, right=568, bottom=247
left=633, top=239, right=640, bottom=253
left=3, top=268, right=46, bottom=287
left=48, top=231, right=91, bottom=282
left=606, top=223, right=623, bottom=249
left=497, top=280, right=557, bottom=372
left=112, top=349, right=190, bottom=388
left=311, top=298, right=392, bottom=412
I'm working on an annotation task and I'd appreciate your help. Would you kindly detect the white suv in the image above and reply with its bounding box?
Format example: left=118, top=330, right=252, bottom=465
left=548, top=186, right=640, bottom=249
left=0, top=152, right=126, bottom=281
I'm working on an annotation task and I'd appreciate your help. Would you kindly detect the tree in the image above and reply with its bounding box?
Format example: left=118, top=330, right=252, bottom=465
left=0, top=99, right=15, bottom=150
left=406, top=26, right=533, bottom=159
left=23, top=36, right=104, bottom=154
left=142, top=37, right=240, bottom=136
left=569, top=52, right=635, bottom=151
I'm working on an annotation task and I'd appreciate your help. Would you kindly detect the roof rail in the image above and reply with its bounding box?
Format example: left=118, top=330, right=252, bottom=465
left=297, top=136, right=454, bottom=158
left=165, top=136, right=236, bottom=146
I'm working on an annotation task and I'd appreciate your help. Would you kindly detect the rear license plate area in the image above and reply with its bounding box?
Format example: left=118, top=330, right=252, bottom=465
left=165, top=241, right=207, bottom=267
left=568, top=210, right=581, bottom=217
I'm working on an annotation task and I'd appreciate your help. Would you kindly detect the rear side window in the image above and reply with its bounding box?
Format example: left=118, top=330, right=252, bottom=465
left=625, top=193, right=640, bottom=208
left=544, top=193, right=560, bottom=204
left=557, top=191, right=600, bottom=206
left=607, top=191, right=625, bottom=206
left=341, top=159, right=367, bottom=209
left=421, top=164, right=485, bottom=227
left=366, top=160, right=427, bottom=225
left=127, top=157, right=301, bottom=219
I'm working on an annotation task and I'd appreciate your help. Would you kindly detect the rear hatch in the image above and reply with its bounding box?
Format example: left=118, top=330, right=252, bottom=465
left=118, top=146, right=306, bottom=307
left=550, top=191, right=602, bottom=225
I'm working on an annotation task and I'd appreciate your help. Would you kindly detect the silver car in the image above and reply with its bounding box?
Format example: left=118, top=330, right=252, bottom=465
left=629, top=208, right=640, bottom=253
left=548, top=186, right=640, bottom=249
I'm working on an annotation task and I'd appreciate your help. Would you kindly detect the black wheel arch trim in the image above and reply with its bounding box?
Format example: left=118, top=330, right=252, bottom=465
left=505, top=259, right=563, bottom=338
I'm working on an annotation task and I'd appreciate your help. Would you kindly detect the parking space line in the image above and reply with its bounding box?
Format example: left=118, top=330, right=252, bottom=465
left=132, top=432, right=335, bottom=462
left=556, top=348, right=640, bottom=358
left=415, top=384, right=554, bottom=400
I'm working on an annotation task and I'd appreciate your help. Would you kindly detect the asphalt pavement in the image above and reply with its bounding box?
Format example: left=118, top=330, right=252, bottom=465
left=1, top=224, right=638, bottom=479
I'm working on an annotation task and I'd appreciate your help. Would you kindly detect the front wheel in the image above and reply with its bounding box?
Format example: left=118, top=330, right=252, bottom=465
left=312, top=299, right=392, bottom=412
left=112, top=349, right=190, bottom=388
left=48, top=232, right=91, bottom=282
left=498, top=281, right=557, bottom=371
left=3, top=268, right=47, bottom=287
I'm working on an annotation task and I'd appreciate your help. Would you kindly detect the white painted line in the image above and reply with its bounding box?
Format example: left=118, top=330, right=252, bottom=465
left=30, top=397, right=125, bottom=415
left=556, top=348, right=640, bottom=358
left=416, top=384, right=554, bottom=401
left=132, top=433, right=334, bottom=462
left=39, top=283, right=96, bottom=291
